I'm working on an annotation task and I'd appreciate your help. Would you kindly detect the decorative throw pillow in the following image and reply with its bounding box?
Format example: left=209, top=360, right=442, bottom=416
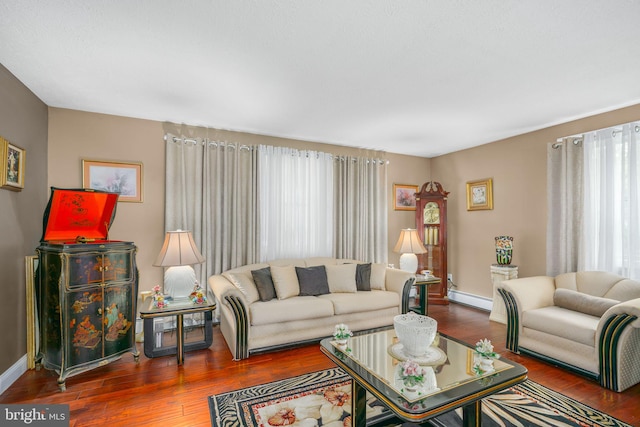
left=553, top=288, right=619, bottom=317
left=271, top=265, right=300, bottom=300
left=326, top=264, right=358, bottom=293
left=370, top=263, right=386, bottom=290
left=296, top=266, right=330, bottom=296
left=251, top=267, right=276, bottom=302
left=355, top=263, right=372, bottom=291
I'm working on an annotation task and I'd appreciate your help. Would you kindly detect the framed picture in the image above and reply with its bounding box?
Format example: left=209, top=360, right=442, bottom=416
left=466, top=178, right=493, bottom=211
left=0, top=136, right=26, bottom=191
left=394, top=184, right=418, bottom=211
left=82, top=159, right=144, bottom=203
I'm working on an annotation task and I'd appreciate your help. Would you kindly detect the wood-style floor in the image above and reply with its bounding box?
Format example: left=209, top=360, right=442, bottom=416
left=2, top=303, right=639, bottom=427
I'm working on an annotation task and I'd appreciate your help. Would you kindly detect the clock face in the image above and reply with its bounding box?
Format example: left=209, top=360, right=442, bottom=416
left=423, top=202, right=440, bottom=224
left=472, top=186, right=486, bottom=204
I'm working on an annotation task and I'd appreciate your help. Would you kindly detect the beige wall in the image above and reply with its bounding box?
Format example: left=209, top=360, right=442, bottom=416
left=433, top=103, right=640, bottom=299
left=48, top=110, right=432, bottom=293
left=0, top=64, right=48, bottom=374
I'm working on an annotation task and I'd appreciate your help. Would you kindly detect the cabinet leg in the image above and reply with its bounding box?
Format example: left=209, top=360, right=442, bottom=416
left=57, top=379, right=66, bottom=392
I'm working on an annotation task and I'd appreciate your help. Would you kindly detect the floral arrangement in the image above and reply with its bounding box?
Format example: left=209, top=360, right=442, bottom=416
left=474, top=338, right=499, bottom=359
left=399, top=359, right=427, bottom=388
left=189, top=281, right=207, bottom=304
left=333, top=324, right=353, bottom=341
left=152, top=285, right=168, bottom=309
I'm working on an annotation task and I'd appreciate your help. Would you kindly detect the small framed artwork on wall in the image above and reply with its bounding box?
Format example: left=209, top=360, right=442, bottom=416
left=0, top=136, right=26, bottom=191
left=466, top=178, right=493, bottom=211
left=82, top=159, right=144, bottom=202
left=393, top=184, right=418, bottom=210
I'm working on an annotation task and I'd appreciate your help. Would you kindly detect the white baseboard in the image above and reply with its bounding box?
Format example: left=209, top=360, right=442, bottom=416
left=448, top=289, right=493, bottom=312
left=0, top=354, right=27, bottom=395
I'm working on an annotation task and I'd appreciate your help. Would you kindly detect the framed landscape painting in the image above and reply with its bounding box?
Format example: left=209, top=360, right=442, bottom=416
left=394, top=184, right=418, bottom=210
left=1, top=136, right=25, bottom=191
left=82, top=159, right=144, bottom=202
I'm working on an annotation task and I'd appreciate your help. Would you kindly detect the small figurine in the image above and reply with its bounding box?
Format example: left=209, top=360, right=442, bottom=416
left=152, top=285, right=168, bottom=308
left=190, top=281, right=207, bottom=304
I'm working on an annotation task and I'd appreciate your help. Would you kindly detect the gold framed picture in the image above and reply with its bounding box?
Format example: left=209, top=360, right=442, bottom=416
left=393, top=184, right=418, bottom=210
left=82, top=159, right=144, bottom=203
left=466, top=178, right=493, bottom=211
left=1, top=136, right=26, bottom=191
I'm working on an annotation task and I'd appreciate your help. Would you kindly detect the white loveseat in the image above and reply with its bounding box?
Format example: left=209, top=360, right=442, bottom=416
left=208, top=257, right=415, bottom=360
left=497, top=271, right=640, bottom=391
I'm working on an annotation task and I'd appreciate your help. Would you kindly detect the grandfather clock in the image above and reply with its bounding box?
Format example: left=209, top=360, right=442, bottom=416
left=415, top=181, right=449, bottom=305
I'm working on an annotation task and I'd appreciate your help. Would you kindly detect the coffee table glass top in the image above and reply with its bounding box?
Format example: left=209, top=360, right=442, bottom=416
left=320, top=327, right=527, bottom=409
left=139, top=296, right=215, bottom=316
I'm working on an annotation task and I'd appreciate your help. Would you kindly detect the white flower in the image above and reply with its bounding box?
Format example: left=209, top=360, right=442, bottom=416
left=333, top=323, right=352, bottom=340
left=475, top=338, right=499, bottom=359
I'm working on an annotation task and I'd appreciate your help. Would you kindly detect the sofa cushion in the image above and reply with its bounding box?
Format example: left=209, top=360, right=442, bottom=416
left=296, top=266, right=330, bottom=296
left=370, top=264, right=386, bottom=290
left=319, top=290, right=399, bottom=315
left=271, top=265, right=300, bottom=299
left=223, top=271, right=260, bottom=304
left=250, top=296, right=335, bottom=325
left=326, top=264, right=357, bottom=293
left=356, top=263, right=372, bottom=291
left=554, top=288, right=619, bottom=317
left=522, top=306, right=599, bottom=347
left=251, top=267, right=276, bottom=302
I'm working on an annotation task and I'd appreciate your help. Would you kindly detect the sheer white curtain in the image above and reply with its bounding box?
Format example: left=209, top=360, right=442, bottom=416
left=583, top=123, right=640, bottom=279
left=334, top=156, right=388, bottom=262
left=257, top=145, right=334, bottom=260
left=165, top=135, right=259, bottom=288
left=546, top=138, right=583, bottom=276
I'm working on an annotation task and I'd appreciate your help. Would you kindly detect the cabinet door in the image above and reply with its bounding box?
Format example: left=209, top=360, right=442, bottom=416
left=103, top=250, right=135, bottom=283
left=67, top=252, right=104, bottom=288
left=103, top=283, right=136, bottom=356
left=66, top=284, right=104, bottom=367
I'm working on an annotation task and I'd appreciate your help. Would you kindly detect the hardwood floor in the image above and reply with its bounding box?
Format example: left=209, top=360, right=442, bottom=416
left=2, top=303, right=639, bottom=426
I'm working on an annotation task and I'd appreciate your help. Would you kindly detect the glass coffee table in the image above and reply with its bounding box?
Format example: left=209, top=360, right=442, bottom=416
left=320, top=327, right=527, bottom=427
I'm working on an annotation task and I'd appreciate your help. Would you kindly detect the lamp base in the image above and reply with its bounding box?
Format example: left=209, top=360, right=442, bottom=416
left=164, top=265, right=197, bottom=299
left=399, top=253, right=418, bottom=273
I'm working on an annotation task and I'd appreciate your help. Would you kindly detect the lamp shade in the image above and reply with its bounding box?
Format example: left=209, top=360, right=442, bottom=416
left=153, top=230, right=205, bottom=267
left=393, top=229, right=427, bottom=255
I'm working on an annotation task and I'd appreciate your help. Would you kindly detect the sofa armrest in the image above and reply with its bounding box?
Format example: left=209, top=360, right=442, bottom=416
left=209, top=274, right=250, bottom=308
left=498, top=276, right=556, bottom=313
left=384, top=268, right=416, bottom=314
left=385, top=268, right=415, bottom=295
left=596, top=297, right=640, bottom=391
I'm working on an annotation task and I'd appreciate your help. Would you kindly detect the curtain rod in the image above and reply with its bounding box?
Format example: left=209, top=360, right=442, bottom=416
left=164, top=134, right=252, bottom=151
left=555, top=123, right=640, bottom=146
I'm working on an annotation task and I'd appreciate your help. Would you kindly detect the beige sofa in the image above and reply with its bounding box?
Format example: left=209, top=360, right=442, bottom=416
left=497, top=271, right=640, bottom=391
left=208, top=257, right=415, bottom=360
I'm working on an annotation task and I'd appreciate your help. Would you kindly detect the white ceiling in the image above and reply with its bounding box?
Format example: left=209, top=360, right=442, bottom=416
left=2, top=1, right=640, bottom=157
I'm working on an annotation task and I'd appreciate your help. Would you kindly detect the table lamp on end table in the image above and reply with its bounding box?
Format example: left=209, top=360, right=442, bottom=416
left=394, top=228, right=427, bottom=273
left=153, top=229, right=205, bottom=299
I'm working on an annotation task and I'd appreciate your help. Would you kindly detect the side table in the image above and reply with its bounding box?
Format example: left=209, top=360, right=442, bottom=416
left=409, top=275, right=441, bottom=316
left=489, top=264, right=518, bottom=324
left=139, top=297, right=216, bottom=365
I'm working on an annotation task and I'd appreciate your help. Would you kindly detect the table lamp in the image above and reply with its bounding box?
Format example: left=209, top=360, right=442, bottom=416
left=154, top=229, right=205, bottom=298
left=393, top=228, right=427, bottom=273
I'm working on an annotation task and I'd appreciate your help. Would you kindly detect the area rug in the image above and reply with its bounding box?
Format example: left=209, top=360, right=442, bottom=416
left=209, top=367, right=632, bottom=427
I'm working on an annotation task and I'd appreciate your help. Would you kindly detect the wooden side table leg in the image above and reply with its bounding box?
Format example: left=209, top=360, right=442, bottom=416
left=176, top=313, right=185, bottom=365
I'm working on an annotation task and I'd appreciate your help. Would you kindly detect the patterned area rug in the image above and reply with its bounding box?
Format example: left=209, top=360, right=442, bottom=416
left=209, top=368, right=631, bottom=427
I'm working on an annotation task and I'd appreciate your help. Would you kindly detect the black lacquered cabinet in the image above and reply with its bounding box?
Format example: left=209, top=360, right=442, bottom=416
left=35, top=188, right=139, bottom=390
